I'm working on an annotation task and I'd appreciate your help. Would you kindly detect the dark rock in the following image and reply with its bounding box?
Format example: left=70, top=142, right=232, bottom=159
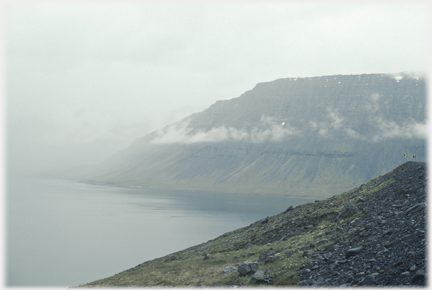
left=345, top=246, right=363, bottom=258
left=259, top=250, right=274, bottom=263
left=312, top=276, right=324, bottom=286
left=203, top=253, right=211, bottom=260
left=391, top=260, right=404, bottom=268
left=297, top=280, right=310, bottom=286
left=285, top=206, right=294, bottom=212
left=361, top=275, right=376, bottom=285
left=411, top=269, right=425, bottom=284
left=245, top=243, right=256, bottom=249
left=168, top=255, right=179, bottom=261
left=249, top=270, right=265, bottom=284
left=406, top=203, right=426, bottom=215
left=382, top=229, right=393, bottom=236
left=407, top=252, right=418, bottom=259
left=302, top=250, right=314, bottom=257
left=321, top=231, right=333, bottom=236
left=238, top=261, right=260, bottom=276
left=316, top=239, right=329, bottom=247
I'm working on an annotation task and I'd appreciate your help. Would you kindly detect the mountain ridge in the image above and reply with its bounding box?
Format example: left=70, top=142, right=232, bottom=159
left=77, top=73, right=426, bottom=198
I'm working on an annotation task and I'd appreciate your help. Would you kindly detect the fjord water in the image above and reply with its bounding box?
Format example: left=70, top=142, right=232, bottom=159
left=7, top=175, right=314, bottom=287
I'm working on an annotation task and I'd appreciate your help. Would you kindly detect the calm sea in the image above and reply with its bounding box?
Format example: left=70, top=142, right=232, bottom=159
left=6, top=175, right=314, bottom=287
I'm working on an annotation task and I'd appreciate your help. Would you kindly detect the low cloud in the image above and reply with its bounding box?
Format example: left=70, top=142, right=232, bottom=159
left=328, top=110, right=343, bottom=129
left=372, top=117, right=427, bottom=141
left=150, top=116, right=299, bottom=144
left=150, top=101, right=427, bottom=145
left=344, top=128, right=367, bottom=140
left=366, top=93, right=381, bottom=113
left=314, top=96, right=427, bottom=142
left=308, top=109, right=344, bottom=137
left=370, top=93, right=381, bottom=102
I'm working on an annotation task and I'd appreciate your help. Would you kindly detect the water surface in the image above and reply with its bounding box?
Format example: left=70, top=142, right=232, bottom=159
left=7, top=175, right=314, bottom=287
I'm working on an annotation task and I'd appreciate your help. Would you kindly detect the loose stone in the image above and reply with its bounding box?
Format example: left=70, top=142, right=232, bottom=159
left=345, top=246, right=364, bottom=258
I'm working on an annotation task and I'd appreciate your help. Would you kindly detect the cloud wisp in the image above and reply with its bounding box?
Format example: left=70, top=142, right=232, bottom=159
left=150, top=92, right=426, bottom=145
left=310, top=109, right=426, bottom=142
left=372, top=117, right=427, bottom=141
left=150, top=116, right=299, bottom=144
left=310, top=99, right=427, bottom=141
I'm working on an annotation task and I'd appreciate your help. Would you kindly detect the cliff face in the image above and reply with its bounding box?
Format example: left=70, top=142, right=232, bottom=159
left=86, top=73, right=426, bottom=198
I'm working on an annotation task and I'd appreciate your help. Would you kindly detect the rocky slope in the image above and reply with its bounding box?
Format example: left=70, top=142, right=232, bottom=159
left=79, top=161, right=426, bottom=287
left=79, top=73, right=426, bottom=198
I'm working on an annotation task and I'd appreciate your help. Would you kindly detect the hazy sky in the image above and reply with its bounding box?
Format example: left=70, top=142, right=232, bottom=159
left=4, top=1, right=429, bottom=174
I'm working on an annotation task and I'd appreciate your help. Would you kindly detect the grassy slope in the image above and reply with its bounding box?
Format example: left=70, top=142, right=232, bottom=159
left=79, top=163, right=406, bottom=287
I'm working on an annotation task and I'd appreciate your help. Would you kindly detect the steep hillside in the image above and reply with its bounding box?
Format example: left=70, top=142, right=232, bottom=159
left=78, top=161, right=426, bottom=287
left=82, top=73, right=426, bottom=198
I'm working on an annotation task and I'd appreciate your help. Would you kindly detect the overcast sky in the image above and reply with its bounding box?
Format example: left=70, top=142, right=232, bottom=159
left=3, top=1, right=429, bottom=174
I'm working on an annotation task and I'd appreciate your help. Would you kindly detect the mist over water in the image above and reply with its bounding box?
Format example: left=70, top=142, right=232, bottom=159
left=7, top=175, right=314, bottom=287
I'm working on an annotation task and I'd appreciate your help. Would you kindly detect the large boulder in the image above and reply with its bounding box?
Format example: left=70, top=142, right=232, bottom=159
left=258, top=250, right=274, bottom=263
left=249, top=270, right=265, bottom=284
left=237, top=261, right=260, bottom=276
